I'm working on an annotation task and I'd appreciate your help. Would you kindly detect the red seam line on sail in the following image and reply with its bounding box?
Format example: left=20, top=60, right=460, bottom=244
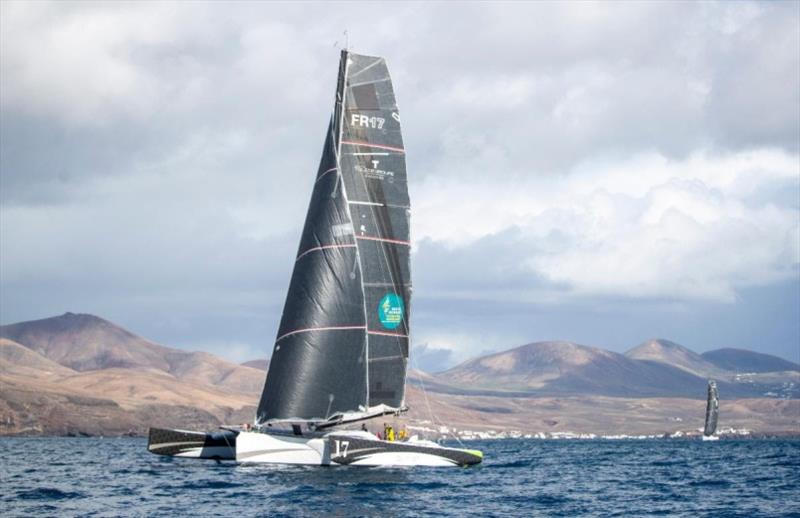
left=296, top=243, right=357, bottom=262
left=367, top=330, right=409, bottom=338
left=315, top=167, right=338, bottom=183
left=356, top=235, right=411, bottom=246
left=341, top=140, right=406, bottom=153
left=276, top=325, right=366, bottom=343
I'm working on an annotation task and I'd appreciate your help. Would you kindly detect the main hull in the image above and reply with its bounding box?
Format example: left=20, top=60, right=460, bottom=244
left=149, top=428, right=482, bottom=467
left=236, top=430, right=482, bottom=467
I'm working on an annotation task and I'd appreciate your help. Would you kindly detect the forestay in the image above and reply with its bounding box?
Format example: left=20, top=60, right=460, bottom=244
left=256, top=51, right=411, bottom=424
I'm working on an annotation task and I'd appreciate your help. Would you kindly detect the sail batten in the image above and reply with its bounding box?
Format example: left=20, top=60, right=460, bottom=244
left=256, top=51, right=410, bottom=424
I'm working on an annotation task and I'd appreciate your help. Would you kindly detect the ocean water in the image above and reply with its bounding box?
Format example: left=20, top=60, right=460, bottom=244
left=1, top=437, right=798, bottom=517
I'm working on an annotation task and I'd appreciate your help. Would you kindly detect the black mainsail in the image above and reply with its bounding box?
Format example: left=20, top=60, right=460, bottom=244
left=703, top=380, right=719, bottom=437
left=256, top=51, right=411, bottom=424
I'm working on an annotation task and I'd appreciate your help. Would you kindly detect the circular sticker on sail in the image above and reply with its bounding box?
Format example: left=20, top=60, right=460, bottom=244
left=378, top=292, right=404, bottom=330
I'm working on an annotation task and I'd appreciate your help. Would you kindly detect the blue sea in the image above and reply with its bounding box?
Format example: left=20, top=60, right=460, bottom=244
left=1, top=437, right=798, bottom=517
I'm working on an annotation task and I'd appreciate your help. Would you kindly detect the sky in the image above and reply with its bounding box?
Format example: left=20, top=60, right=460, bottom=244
left=1, top=1, right=798, bottom=370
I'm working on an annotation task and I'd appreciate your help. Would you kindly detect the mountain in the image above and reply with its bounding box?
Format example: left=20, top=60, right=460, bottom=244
left=0, top=338, right=76, bottom=378
left=241, top=359, right=269, bottom=371
left=435, top=340, right=798, bottom=399
left=0, top=313, right=263, bottom=436
left=436, top=341, right=713, bottom=398
left=702, top=348, right=800, bottom=373
left=1, top=313, right=797, bottom=436
left=0, top=313, right=263, bottom=393
left=625, top=339, right=727, bottom=378
left=0, top=313, right=169, bottom=371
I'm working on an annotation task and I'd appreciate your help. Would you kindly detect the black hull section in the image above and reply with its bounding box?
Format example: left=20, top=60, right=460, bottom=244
left=327, top=436, right=483, bottom=467
left=147, top=428, right=237, bottom=460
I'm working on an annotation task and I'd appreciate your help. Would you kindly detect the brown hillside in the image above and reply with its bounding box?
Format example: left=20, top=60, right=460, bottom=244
left=626, top=338, right=727, bottom=378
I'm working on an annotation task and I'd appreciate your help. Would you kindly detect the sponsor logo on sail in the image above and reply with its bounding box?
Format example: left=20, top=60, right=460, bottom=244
left=355, top=159, right=395, bottom=183
left=378, top=292, right=404, bottom=330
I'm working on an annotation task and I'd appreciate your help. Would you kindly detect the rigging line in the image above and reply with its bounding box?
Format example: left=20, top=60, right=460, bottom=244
left=409, top=352, right=467, bottom=449
left=295, top=243, right=357, bottom=262
left=351, top=200, right=411, bottom=210
left=331, top=171, right=340, bottom=198
left=347, top=56, right=384, bottom=80
left=363, top=281, right=409, bottom=288
left=356, top=235, right=411, bottom=246
left=315, top=167, right=338, bottom=184
left=341, top=140, right=406, bottom=153
left=367, top=354, right=404, bottom=362
left=367, top=330, right=408, bottom=338
left=275, top=325, right=366, bottom=344
left=348, top=77, right=392, bottom=88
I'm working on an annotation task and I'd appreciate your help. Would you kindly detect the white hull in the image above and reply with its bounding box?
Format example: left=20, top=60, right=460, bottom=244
left=236, top=430, right=327, bottom=464
left=701, top=435, right=719, bottom=441
left=235, top=431, right=482, bottom=467
left=150, top=428, right=483, bottom=467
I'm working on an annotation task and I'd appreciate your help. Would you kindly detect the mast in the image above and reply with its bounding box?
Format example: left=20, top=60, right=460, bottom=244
left=333, top=51, right=371, bottom=409
left=255, top=51, right=410, bottom=425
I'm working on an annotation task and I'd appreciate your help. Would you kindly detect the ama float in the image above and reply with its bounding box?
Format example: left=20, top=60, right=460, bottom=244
left=147, top=51, right=483, bottom=467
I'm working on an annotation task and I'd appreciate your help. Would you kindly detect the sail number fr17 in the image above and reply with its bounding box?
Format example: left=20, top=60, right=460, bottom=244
left=350, top=114, right=385, bottom=129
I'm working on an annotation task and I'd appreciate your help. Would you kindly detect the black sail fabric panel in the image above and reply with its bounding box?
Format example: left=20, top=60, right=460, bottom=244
left=352, top=205, right=411, bottom=248
left=340, top=53, right=411, bottom=409
left=293, top=162, right=356, bottom=277
left=277, top=246, right=364, bottom=337
left=258, top=329, right=366, bottom=421
left=368, top=353, right=407, bottom=406
left=359, top=241, right=411, bottom=297
left=340, top=154, right=409, bottom=207
left=256, top=119, right=367, bottom=423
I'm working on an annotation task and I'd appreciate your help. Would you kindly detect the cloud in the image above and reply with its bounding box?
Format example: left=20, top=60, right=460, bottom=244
left=413, top=149, right=799, bottom=302
left=409, top=344, right=454, bottom=373
left=1, top=1, right=798, bottom=366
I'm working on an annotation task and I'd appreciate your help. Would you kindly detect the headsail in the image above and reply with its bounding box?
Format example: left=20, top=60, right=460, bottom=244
left=256, top=51, right=410, bottom=424
left=703, top=380, right=719, bottom=437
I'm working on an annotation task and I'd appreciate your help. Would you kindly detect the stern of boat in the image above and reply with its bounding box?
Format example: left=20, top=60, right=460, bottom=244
left=147, top=428, right=237, bottom=460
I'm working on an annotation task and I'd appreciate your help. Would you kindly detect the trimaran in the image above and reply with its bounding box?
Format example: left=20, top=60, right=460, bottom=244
left=147, top=50, right=483, bottom=467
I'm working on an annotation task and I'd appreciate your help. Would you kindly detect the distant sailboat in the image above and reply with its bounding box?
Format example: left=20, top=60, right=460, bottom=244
left=702, top=380, right=719, bottom=441
left=148, top=50, right=482, bottom=467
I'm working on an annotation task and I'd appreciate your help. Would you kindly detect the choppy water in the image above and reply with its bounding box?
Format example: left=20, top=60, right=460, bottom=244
left=1, top=437, right=798, bottom=517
